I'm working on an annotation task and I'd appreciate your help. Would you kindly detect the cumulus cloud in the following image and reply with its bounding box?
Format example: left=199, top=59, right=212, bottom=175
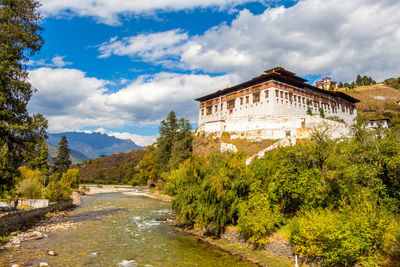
left=28, top=67, right=238, bottom=133
left=38, top=0, right=261, bottom=25
left=97, top=0, right=400, bottom=82
left=28, top=55, right=72, bottom=68
left=98, top=30, right=188, bottom=62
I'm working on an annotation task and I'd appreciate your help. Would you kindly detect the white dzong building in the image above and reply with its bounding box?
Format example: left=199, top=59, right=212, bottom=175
left=196, top=67, right=359, bottom=140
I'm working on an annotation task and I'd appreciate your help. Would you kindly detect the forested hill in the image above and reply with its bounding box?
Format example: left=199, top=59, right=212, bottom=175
left=79, top=149, right=146, bottom=184
left=47, top=132, right=142, bottom=159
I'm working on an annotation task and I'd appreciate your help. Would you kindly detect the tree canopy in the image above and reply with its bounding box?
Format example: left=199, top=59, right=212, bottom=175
left=53, top=136, right=71, bottom=174
left=0, top=0, right=46, bottom=196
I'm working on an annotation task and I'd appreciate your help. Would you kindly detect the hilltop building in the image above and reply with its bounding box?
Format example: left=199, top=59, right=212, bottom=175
left=316, top=77, right=338, bottom=90
left=196, top=67, right=359, bottom=140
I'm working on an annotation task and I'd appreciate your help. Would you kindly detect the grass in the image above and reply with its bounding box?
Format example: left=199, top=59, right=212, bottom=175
left=339, top=84, right=400, bottom=116
left=192, top=134, right=276, bottom=157
left=206, top=237, right=294, bottom=267
left=274, top=224, right=291, bottom=243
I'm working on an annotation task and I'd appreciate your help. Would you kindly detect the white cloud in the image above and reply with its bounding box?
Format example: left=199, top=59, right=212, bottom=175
left=38, top=0, right=261, bottom=25
left=28, top=67, right=238, bottom=134
left=96, top=0, right=400, bottom=82
left=28, top=55, right=72, bottom=68
left=51, top=56, right=73, bottom=67
left=98, top=30, right=188, bottom=61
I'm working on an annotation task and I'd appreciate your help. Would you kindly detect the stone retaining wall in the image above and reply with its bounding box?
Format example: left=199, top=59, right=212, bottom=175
left=0, top=199, right=74, bottom=234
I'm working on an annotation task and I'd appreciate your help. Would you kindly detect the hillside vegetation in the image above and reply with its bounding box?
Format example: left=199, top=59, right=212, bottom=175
left=193, top=134, right=275, bottom=157
left=339, top=84, right=400, bottom=119
left=79, top=149, right=146, bottom=184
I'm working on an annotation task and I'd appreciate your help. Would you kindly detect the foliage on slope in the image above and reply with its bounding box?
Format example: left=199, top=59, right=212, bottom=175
left=339, top=84, right=400, bottom=118
left=164, top=124, right=400, bottom=266
left=79, top=149, right=146, bottom=184
left=192, top=133, right=275, bottom=157
left=384, top=76, right=400, bottom=90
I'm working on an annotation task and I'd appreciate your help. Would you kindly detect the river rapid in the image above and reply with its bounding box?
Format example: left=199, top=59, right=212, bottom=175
left=0, top=193, right=257, bottom=266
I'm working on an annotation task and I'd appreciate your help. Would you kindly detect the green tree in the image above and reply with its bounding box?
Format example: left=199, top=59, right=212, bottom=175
left=356, top=74, right=362, bottom=86
left=37, top=141, right=49, bottom=178
left=0, top=0, right=45, bottom=196
left=169, top=118, right=192, bottom=170
left=53, top=135, right=71, bottom=174
left=138, top=147, right=158, bottom=186
left=156, top=111, right=179, bottom=173
left=338, top=82, right=343, bottom=88
left=319, top=107, right=325, bottom=118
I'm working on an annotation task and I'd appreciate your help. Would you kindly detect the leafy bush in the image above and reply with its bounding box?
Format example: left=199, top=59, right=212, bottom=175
left=16, top=167, right=44, bottom=199
left=166, top=152, right=250, bottom=234
left=238, top=192, right=282, bottom=246
left=290, top=194, right=393, bottom=266
left=61, top=168, right=80, bottom=189
left=44, top=174, right=72, bottom=202
left=17, top=177, right=43, bottom=199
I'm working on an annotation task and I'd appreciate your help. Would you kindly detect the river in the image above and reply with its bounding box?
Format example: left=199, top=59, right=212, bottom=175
left=1, top=193, right=257, bottom=266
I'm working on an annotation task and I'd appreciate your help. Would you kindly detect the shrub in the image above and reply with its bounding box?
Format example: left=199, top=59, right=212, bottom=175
left=44, top=176, right=72, bottom=202
left=238, top=192, right=282, bottom=246
left=290, top=199, right=392, bottom=266
left=16, top=167, right=44, bottom=199
left=17, top=177, right=43, bottom=199
left=61, top=168, right=80, bottom=189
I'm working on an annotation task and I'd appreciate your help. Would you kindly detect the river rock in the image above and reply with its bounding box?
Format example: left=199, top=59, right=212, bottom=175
left=48, top=250, right=57, bottom=256
left=39, top=262, right=49, bottom=267
left=11, top=237, right=21, bottom=245
left=11, top=264, right=19, bottom=267
left=33, top=231, right=47, bottom=239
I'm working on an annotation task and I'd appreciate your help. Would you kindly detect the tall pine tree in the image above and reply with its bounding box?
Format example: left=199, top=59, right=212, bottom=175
left=0, top=0, right=45, bottom=196
left=169, top=118, right=192, bottom=170
left=156, top=111, right=179, bottom=173
left=54, top=136, right=71, bottom=174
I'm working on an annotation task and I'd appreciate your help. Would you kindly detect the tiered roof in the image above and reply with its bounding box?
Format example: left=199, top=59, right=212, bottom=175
left=195, top=67, right=359, bottom=103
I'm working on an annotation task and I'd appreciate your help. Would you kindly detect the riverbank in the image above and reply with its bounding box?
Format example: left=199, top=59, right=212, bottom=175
left=81, top=184, right=173, bottom=202
left=176, top=227, right=295, bottom=267
left=1, top=207, right=78, bottom=251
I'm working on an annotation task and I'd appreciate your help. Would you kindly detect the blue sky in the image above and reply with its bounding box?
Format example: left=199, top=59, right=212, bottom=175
left=27, top=0, right=400, bottom=146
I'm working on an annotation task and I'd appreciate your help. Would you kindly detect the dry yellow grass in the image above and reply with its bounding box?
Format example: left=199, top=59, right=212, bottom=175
left=192, top=134, right=276, bottom=157
left=339, top=84, right=400, bottom=115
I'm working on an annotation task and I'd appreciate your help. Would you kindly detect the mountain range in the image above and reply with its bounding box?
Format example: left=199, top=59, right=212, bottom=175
left=47, top=132, right=142, bottom=161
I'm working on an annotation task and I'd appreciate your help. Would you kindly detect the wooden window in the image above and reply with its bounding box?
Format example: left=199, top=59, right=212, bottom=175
left=201, top=109, right=204, bottom=116
left=227, top=99, right=235, bottom=109
left=240, top=97, right=243, bottom=105
left=285, top=92, right=288, bottom=99
left=206, top=106, right=212, bottom=115
left=276, top=90, right=279, bottom=97
left=246, top=96, right=249, bottom=104
left=226, top=93, right=236, bottom=109
left=280, top=91, right=284, bottom=98
left=253, top=92, right=260, bottom=102
left=265, top=90, right=269, bottom=98
left=215, top=105, right=218, bottom=112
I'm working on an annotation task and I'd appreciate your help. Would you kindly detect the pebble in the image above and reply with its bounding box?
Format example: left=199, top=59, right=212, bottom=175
left=48, top=250, right=57, bottom=256
left=11, top=264, right=19, bottom=267
left=39, top=262, right=49, bottom=267
left=11, top=237, right=21, bottom=245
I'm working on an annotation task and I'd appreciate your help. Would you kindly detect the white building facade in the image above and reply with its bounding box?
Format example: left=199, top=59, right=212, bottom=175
left=196, top=67, right=359, bottom=140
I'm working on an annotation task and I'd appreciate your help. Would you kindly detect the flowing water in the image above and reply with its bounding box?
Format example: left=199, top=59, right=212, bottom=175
left=0, top=193, right=257, bottom=266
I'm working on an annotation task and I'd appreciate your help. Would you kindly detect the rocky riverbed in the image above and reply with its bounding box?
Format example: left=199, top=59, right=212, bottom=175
left=2, top=209, right=79, bottom=249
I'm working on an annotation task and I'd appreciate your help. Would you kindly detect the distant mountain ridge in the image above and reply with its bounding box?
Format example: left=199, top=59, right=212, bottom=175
left=47, top=131, right=142, bottom=160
